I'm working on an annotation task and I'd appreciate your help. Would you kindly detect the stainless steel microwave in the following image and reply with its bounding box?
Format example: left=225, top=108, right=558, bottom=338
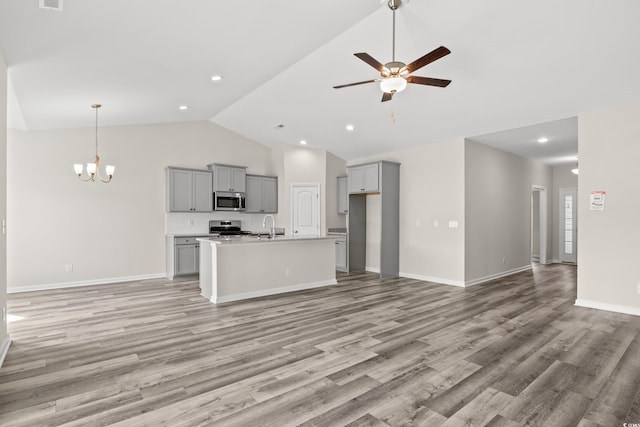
left=214, top=192, right=246, bottom=211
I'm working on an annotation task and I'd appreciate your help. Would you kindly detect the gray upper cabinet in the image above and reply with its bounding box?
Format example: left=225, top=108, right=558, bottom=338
left=347, top=163, right=379, bottom=194
left=209, top=164, right=246, bottom=193
left=246, top=175, right=278, bottom=213
left=166, top=167, right=213, bottom=212
left=337, top=176, right=348, bottom=214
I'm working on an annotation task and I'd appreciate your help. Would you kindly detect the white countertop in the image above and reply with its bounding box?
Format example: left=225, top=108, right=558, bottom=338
left=197, top=235, right=337, bottom=245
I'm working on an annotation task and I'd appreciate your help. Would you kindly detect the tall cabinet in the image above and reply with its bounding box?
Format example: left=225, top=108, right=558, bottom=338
left=347, top=161, right=400, bottom=278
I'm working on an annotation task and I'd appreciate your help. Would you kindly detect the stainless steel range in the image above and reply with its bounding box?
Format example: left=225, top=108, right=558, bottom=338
left=209, top=220, right=250, bottom=236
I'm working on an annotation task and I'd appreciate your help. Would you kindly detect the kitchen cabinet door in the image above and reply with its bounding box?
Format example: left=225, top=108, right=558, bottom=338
left=175, top=243, right=199, bottom=275
left=337, top=176, right=348, bottom=214
left=262, top=176, right=278, bottom=213
left=192, top=170, right=213, bottom=212
left=335, top=239, right=347, bottom=272
left=246, top=175, right=278, bottom=213
left=231, top=167, right=246, bottom=192
left=168, top=168, right=193, bottom=211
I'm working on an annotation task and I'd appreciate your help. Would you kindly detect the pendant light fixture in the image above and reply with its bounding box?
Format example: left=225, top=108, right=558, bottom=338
left=73, top=104, right=115, bottom=183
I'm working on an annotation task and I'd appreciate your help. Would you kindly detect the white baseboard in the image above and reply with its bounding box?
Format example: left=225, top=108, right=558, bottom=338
left=399, top=272, right=465, bottom=287
left=0, top=335, right=11, bottom=367
left=575, top=299, right=640, bottom=317
left=464, top=265, right=532, bottom=287
left=212, top=279, right=338, bottom=304
left=400, top=265, right=531, bottom=288
left=365, top=267, right=380, bottom=274
left=7, top=273, right=167, bottom=293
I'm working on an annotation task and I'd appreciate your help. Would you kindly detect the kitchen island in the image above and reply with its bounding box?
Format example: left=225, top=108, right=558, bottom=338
left=197, top=235, right=337, bottom=304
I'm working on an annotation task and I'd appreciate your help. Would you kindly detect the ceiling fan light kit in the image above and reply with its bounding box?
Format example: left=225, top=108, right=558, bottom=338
left=334, top=0, right=451, bottom=102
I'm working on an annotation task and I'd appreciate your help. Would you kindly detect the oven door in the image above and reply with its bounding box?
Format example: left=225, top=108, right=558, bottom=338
left=214, top=192, right=246, bottom=211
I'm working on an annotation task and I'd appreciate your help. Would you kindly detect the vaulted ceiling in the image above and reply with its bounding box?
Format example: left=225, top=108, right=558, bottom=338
left=1, top=0, right=639, bottom=162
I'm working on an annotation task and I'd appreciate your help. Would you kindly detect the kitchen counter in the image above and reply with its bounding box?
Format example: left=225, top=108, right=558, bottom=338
left=197, top=236, right=337, bottom=304
left=198, top=235, right=336, bottom=245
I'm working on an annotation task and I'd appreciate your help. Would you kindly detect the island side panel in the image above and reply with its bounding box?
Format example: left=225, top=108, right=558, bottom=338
left=198, top=239, right=213, bottom=300
left=213, top=239, right=336, bottom=303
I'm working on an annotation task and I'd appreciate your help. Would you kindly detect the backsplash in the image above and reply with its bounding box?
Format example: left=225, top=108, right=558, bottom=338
left=166, top=212, right=280, bottom=235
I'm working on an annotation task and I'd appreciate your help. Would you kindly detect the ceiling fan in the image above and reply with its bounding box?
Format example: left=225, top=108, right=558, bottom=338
left=333, top=0, right=451, bottom=102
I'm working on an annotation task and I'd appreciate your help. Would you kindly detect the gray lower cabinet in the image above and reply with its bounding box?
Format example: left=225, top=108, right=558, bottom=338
left=246, top=174, right=278, bottom=213
left=334, top=235, right=348, bottom=272
left=166, top=167, right=213, bottom=212
left=166, top=236, right=201, bottom=279
left=337, top=176, right=348, bottom=214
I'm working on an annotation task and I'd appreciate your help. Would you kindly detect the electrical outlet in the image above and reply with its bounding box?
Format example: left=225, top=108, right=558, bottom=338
left=449, top=220, right=458, bottom=228
left=285, top=267, right=291, bottom=276
left=433, top=220, right=439, bottom=228
left=65, top=264, right=73, bottom=272
left=502, top=256, right=506, bottom=264
left=637, top=283, right=640, bottom=294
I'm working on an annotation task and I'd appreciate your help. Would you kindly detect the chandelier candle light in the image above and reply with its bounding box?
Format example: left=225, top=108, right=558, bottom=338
left=73, top=104, right=115, bottom=183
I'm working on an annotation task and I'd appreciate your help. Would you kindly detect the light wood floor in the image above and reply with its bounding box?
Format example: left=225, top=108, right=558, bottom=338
left=1, top=264, right=640, bottom=426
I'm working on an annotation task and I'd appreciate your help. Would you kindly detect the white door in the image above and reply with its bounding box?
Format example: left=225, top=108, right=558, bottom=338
left=560, top=188, right=578, bottom=263
left=292, top=184, right=320, bottom=236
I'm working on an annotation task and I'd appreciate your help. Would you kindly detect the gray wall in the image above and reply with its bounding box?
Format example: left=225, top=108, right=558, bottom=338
left=0, top=47, right=8, bottom=360
left=7, top=121, right=273, bottom=290
left=464, top=140, right=553, bottom=283
left=349, top=139, right=466, bottom=284
left=577, top=105, right=640, bottom=314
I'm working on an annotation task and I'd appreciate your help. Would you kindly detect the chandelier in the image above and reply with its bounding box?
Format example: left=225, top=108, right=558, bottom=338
left=73, top=104, right=115, bottom=183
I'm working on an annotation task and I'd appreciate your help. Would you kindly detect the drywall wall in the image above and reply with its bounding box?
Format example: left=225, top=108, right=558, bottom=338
left=325, top=151, right=347, bottom=231
left=0, top=48, right=9, bottom=362
left=577, top=105, right=640, bottom=314
left=271, top=145, right=328, bottom=234
left=348, top=139, right=466, bottom=284
left=551, top=165, right=578, bottom=262
left=464, top=140, right=552, bottom=284
left=7, top=120, right=272, bottom=290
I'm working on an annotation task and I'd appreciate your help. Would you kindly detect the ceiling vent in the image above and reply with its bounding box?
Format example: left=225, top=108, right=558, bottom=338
left=39, top=0, right=63, bottom=11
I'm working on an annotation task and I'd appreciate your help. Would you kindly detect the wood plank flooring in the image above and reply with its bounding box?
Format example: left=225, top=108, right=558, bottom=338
left=1, top=263, right=640, bottom=426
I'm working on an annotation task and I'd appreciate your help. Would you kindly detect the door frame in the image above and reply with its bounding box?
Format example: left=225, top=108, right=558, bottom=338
left=531, top=185, right=548, bottom=264
left=290, top=183, right=321, bottom=237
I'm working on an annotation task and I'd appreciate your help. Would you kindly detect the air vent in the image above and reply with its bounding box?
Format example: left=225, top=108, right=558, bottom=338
left=39, top=0, right=63, bottom=11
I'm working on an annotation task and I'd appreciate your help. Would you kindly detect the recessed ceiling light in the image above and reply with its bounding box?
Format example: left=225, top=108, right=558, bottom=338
left=538, top=137, right=549, bottom=143
left=346, top=124, right=355, bottom=132
left=178, top=105, right=188, bottom=110
left=299, top=140, right=307, bottom=145
left=211, top=75, right=223, bottom=81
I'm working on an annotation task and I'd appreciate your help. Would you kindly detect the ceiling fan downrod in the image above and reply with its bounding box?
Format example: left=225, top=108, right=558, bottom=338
left=388, top=0, right=401, bottom=62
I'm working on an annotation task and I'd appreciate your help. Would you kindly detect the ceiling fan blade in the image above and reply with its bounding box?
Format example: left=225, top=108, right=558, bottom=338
left=333, top=79, right=377, bottom=89
left=401, top=46, right=451, bottom=74
left=381, top=92, right=393, bottom=102
left=354, top=53, right=387, bottom=73
left=406, top=75, right=451, bottom=87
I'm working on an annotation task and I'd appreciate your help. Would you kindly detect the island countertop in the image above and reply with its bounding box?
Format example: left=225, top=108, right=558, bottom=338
left=196, top=235, right=337, bottom=245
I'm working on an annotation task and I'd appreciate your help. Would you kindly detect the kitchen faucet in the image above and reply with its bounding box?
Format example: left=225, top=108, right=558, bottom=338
left=262, top=214, right=276, bottom=238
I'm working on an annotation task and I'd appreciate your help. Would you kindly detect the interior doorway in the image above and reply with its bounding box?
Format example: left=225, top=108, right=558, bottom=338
left=531, top=185, right=548, bottom=264
left=559, top=188, right=578, bottom=263
left=291, top=184, right=320, bottom=237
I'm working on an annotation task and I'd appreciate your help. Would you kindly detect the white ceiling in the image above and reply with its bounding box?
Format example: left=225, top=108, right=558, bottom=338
left=1, top=0, right=639, bottom=163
